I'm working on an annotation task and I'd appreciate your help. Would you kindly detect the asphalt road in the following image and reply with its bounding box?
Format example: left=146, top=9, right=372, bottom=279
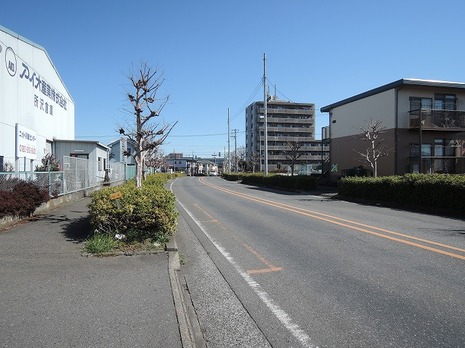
left=172, top=176, right=465, bottom=348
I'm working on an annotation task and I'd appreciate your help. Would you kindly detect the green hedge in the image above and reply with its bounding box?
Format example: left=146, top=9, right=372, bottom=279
left=88, top=173, right=178, bottom=243
left=338, top=174, right=465, bottom=214
left=222, top=173, right=243, bottom=181
left=239, top=173, right=317, bottom=191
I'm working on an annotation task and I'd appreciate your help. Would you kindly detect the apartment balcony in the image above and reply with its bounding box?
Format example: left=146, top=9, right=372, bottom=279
left=265, top=145, right=328, bottom=151
left=259, top=107, right=314, bottom=116
left=267, top=154, right=323, bottom=161
left=266, top=127, right=312, bottom=134
left=263, top=117, right=314, bottom=124
left=409, top=109, right=465, bottom=131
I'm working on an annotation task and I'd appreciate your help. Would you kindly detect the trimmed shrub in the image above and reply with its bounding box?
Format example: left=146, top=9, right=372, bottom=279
left=222, top=173, right=243, bottom=181
left=88, top=174, right=178, bottom=243
left=240, top=173, right=317, bottom=191
left=338, top=174, right=465, bottom=214
left=0, top=180, right=49, bottom=219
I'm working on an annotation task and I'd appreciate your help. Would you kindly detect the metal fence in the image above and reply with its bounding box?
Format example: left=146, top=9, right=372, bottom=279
left=0, top=156, right=134, bottom=196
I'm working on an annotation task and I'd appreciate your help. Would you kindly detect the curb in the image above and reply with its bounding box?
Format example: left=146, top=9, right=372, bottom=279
left=168, top=238, right=206, bottom=348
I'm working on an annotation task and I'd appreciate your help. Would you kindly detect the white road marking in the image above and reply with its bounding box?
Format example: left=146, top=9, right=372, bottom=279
left=175, top=194, right=317, bottom=348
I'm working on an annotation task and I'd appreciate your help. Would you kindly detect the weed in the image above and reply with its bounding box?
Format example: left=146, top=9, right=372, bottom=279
left=84, top=233, right=118, bottom=254
left=179, top=253, right=185, bottom=266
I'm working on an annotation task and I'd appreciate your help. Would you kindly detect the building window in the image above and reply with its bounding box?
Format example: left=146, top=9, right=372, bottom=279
left=421, top=144, right=432, bottom=156
left=434, top=94, right=456, bottom=110
left=434, top=139, right=445, bottom=157
left=410, top=143, right=433, bottom=157
left=70, top=153, right=89, bottom=159
left=409, top=97, right=432, bottom=110
left=98, top=157, right=102, bottom=171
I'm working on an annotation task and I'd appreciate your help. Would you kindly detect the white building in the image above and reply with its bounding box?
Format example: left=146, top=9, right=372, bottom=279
left=0, top=25, right=75, bottom=171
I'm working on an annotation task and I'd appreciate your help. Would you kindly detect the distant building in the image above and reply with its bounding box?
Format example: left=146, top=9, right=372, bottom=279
left=107, top=138, right=136, bottom=165
left=245, top=99, right=327, bottom=173
left=165, top=153, right=191, bottom=173
left=320, top=78, right=465, bottom=180
left=164, top=153, right=222, bottom=176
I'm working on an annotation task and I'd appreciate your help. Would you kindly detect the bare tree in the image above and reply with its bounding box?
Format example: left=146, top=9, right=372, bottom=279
left=230, top=146, right=246, bottom=172
left=35, top=154, right=61, bottom=172
left=354, top=119, right=391, bottom=177
left=248, top=151, right=260, bottom=173
left=283, top=141, right=302, bottom=176
left=144, top=146, right=162, bottom=171
left=119, top=63, right=176, bottom=187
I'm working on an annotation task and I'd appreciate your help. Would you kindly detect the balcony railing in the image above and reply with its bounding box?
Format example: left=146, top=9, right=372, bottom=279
left=262, top=117, right=313, bottom=124
left=267, top=154, right=324, bottom=161
left=409, top=109, right=465, bottom=130
left=259, top=108, right=314, bottom=115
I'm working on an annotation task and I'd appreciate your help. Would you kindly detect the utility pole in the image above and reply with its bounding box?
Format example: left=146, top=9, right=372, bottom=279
left=263, top=53, right=269, bottom=175
left=227, top=108, right=231, bottom=174
left=231, top=129, right=238, bottom=172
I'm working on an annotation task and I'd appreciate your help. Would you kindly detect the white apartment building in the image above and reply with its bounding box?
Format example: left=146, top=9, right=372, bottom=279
left=246, top=99, right=327, bottom=173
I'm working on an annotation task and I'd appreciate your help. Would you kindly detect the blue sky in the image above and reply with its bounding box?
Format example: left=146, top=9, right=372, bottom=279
left=2, top=0, right=465, bottom=158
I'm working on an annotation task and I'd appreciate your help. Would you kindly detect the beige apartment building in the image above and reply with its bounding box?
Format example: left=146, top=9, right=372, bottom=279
left=321, top=78, right=465, bottom=180
left=246, top=99, right=328, bottom=173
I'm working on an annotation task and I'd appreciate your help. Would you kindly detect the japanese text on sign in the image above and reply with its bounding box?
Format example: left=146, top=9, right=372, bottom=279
left=19, top=62, right=67, bottom=111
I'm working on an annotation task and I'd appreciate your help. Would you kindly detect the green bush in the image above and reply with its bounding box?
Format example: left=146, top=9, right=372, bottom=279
left=240, top=173, right=317, bottom=191
left=88, top=174, right=178, bottom=243
left=338, top=174, right=465, bottom=214
left=222, top=173, right=243, bottom=181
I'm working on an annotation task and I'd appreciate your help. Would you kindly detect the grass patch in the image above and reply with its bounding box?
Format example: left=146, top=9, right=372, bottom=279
left=84, top=233, right=118, bottom=254
left=84, top=233, right=165, bottom=255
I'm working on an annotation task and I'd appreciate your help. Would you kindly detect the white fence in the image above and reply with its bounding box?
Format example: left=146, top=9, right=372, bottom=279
left=0, top=156, right=133, bottom=196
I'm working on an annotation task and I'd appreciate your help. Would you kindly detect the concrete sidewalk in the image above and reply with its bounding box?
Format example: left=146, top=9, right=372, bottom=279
left=0, top=198, right=185, bottom=348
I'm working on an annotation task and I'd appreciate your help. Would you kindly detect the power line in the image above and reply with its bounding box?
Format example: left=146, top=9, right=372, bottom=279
left=75, top=130, right=245, bottom=139
left=265, top=77, right=296, bottom=103
left=170, top=132, right=227, bottom=137
left=170, top=130, right=245, bottom=137
left=230, top=78, right=263, bottom=121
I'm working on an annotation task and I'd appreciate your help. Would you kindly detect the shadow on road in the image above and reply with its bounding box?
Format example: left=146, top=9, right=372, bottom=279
left=60, top=215, right=92, bottom=243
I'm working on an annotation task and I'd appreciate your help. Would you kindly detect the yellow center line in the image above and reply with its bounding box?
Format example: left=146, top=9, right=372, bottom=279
left=199, top=178, right=465, bottom=261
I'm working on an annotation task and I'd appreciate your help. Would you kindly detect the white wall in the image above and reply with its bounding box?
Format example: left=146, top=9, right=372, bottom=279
left=0, top=26, right=74, bottom=169
left=330, top=89, right=396, bottom=138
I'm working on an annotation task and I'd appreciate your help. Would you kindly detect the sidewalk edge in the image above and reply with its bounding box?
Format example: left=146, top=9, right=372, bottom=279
left=168, top=239, right=206, bottom=348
